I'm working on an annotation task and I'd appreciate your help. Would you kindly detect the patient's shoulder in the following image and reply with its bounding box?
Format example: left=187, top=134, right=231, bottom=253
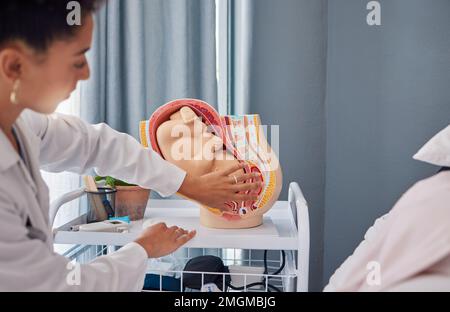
left=406, top=171, right=450, bottom=201
left=391, top=171, right=450, bottom=229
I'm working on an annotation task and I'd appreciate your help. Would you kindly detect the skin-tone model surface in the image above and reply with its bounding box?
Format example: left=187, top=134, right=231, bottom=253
left=155, top=105, right=283, bottom=229
left=157, top=107, right=245, bottom=177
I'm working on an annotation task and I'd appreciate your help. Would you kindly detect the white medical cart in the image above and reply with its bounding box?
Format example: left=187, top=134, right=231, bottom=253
left=51, top=182, right=310, bottom=292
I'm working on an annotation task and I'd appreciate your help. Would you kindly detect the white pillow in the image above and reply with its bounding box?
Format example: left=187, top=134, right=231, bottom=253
left=413, top=125, right=450, bottom=167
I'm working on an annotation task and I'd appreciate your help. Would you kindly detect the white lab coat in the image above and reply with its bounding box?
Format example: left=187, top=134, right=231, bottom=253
left=0, top=109, right=186, bottom=291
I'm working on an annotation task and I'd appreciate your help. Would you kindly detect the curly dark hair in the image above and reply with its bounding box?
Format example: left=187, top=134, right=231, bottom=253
left=0, top=0, right=105, bottom=52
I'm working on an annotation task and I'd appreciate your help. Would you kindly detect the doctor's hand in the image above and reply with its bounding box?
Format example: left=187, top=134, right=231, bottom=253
left=135, top=223, right=196, bottom=258
left=178, top=163, right=262, bottom=212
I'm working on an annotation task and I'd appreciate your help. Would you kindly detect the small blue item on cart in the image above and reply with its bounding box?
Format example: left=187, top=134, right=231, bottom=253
left=143, top=274, right=181, bottom=291
left=102, top=199, right=115, bottom=217
left=109, top=216, right=131, bottom=224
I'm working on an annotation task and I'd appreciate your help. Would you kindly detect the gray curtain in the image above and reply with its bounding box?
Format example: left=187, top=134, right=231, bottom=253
left=229, top=0, right=253, bottom=115
left=81, top=0, right=218, bottom=139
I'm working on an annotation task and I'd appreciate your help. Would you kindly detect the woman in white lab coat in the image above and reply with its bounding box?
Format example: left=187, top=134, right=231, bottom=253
left=0, top=0, right=260, bottom=291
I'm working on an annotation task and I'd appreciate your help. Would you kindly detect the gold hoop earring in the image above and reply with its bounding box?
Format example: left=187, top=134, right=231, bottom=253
left=10, top=80, right=21, bottom=105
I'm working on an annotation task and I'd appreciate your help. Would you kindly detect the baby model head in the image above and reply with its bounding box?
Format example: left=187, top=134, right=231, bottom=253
left=140, top=99, right=282, bottom=229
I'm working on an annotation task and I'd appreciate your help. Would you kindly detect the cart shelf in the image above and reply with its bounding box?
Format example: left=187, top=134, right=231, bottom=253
left=54, top=199, right=299, bottom=250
